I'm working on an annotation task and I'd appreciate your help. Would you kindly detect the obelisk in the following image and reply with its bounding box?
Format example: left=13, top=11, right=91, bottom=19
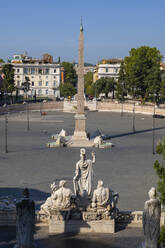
left=72, top=21, right=88, bottom=142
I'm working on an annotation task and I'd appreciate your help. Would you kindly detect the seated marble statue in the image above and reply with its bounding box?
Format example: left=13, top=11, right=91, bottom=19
left=40, top=182, right=57, bottom=214
left=92, top=180, right=110, bottom=209
left=92, top=180, right=119, bottom=214
left=143, top=187, right=161, bottom=248
left=52, top=180, right=73, bottom=209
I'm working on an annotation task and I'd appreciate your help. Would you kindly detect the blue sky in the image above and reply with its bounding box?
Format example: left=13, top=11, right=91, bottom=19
left=0, top=0, right=165, bottom=64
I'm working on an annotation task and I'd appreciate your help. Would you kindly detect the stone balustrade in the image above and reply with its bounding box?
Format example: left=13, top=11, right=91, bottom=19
left=1, top=209, right=165, bottom=228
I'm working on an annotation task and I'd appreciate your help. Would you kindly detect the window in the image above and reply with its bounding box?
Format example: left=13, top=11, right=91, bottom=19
left=114, top=68, right=118, bottom=73
left=17, top=68, right=20, bottom=73
left=39, top=81, right=42, bottom=86
left=45, top=69, right=49, bottom=74
left=54, top=81, right=56, bottom=87
left=31, top=68, right=35, bottom=74
left=17, top=81, right=20, bottom=86
left=24, top=68, right=28, bottom=74
left=45, top=89, right=48, bottom=95
left=106, top=68, right=108, bottom=73
left=54, top=69, right=56, bottom=73
left=46, top=82, right=48, bottom=86
left=46, top=76, right=48, bottom=79
left=54, top=76, right=56, bottom=79
left=38, top=89, right=42, bottom=95
left=17, top=75, right=20, bottom=78
left=38, top=68, right=42, bottom=74
left=31, top=82, right=34, bottom=86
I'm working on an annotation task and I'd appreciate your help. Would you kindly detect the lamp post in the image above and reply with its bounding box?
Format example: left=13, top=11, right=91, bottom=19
left=152, top=94, right=156, bottom=155
left=3, top=91, right=8, bottom=153
left=5, top=113, right=8, bottom=153
left=132, top=87, right=136, bottom=133
left=26, top=100, right=30, bottom=131
left=121, top=81, right=124, bottom=117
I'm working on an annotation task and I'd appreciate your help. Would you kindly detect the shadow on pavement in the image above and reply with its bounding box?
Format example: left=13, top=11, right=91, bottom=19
left=110, top=126, right=165, bottom=139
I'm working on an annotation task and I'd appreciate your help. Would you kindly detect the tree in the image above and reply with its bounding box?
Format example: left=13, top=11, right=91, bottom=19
left=0, top=58, right=4, bottom=63
left=2, top=64, right=15, bottom=103
left=84, top=72, right=94, bottom=96
left=124, top=46, right=162, bottom=102
left=22, top=76, right=30, bottom=98
left=62, top=62, right=77, bottom=87
left=116, top=61, right=126, bottom=101
left=154, top=138, right=165, bottom=245
left=60, top=82, right=77, bottom=98
left=86, top=84, right=95, bottom=96
left=95, top=77, right=116, bottom=98
left=160, top=77, right=165, bottom=103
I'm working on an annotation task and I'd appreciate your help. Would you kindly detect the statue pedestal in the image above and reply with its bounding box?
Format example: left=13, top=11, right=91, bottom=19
left=49, top=219, right=115, bottom=234
left=68, top=114, right=94, bottom=147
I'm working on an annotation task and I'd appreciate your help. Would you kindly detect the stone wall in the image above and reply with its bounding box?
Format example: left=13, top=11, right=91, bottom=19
left=0, top=101, right=63, bottom=114
left=1, top=100, right=165, bottom=116
left=97, top=101, right=165, bottom=116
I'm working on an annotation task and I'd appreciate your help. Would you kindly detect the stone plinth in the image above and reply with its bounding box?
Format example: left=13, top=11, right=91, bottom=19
left=49, top=219, right=115, bottom=234
left=72, top=114, right=88, bottom=141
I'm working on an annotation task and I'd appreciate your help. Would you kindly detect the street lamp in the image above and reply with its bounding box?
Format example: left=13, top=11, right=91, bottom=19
left=152, top=94, right=156, bottom=155
left=121, top=81, right=124, bottom=117
left=26, top=100, right=30, bottom=131
left=132, top=87, right=136, bottom=133
left=5, top=113, right=8, bottom=153
left=3, top=91, right=8, bottom=153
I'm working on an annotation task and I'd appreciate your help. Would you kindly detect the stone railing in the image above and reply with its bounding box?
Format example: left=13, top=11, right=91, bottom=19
left=1, top=209, right=165, bottom=228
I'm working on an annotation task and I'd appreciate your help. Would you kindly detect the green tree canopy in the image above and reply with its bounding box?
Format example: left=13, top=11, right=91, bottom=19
left=62, top=62, right=77, bottom=87
left=154, top=138, right=165, bottom=245
left=124, top=46, right=162, bottom=102
left=60, top=82, right=77, bottom=98
left=2, top=64, right=15, bottom=94
left=95, top=77, right=116, bottom=98
left=84, top=72, right=94, bottom=96
left=0, top=58, right=4, bottom=63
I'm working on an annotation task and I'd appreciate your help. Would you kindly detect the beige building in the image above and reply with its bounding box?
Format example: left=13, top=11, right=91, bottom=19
left=98, top=58, right=123, bottom=81
left=12, top=53, right=61, bottom=98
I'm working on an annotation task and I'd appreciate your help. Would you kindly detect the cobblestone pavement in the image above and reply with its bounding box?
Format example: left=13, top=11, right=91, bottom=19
left=0, top=110, right=164, bottom=210
left=0, top=226, right=143, bottom=248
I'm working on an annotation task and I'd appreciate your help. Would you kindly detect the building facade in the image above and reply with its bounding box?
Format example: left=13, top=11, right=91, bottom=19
left=12, top=53, right=61, bottom=98
left=98, top=58, right=122, bottom=81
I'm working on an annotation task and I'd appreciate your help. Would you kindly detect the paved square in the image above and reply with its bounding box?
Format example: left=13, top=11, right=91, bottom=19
left=0, top=110, right=163, bottom=211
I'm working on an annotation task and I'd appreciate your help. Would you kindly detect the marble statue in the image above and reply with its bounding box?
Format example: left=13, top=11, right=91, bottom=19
left=14, top=188, right=36, bottom=248
left=40, top=182, right=57, bottom=214
left=73, top=148, right=95, bottom=198
left=143, top=187, right=161, bottom=248
left=91, top=180, right=119, bottom=218
left=52, top=180, right=73, bottom=209
left=92, top=180, right=110, bottom=209
left=94, top=136, right=103, bottom=148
